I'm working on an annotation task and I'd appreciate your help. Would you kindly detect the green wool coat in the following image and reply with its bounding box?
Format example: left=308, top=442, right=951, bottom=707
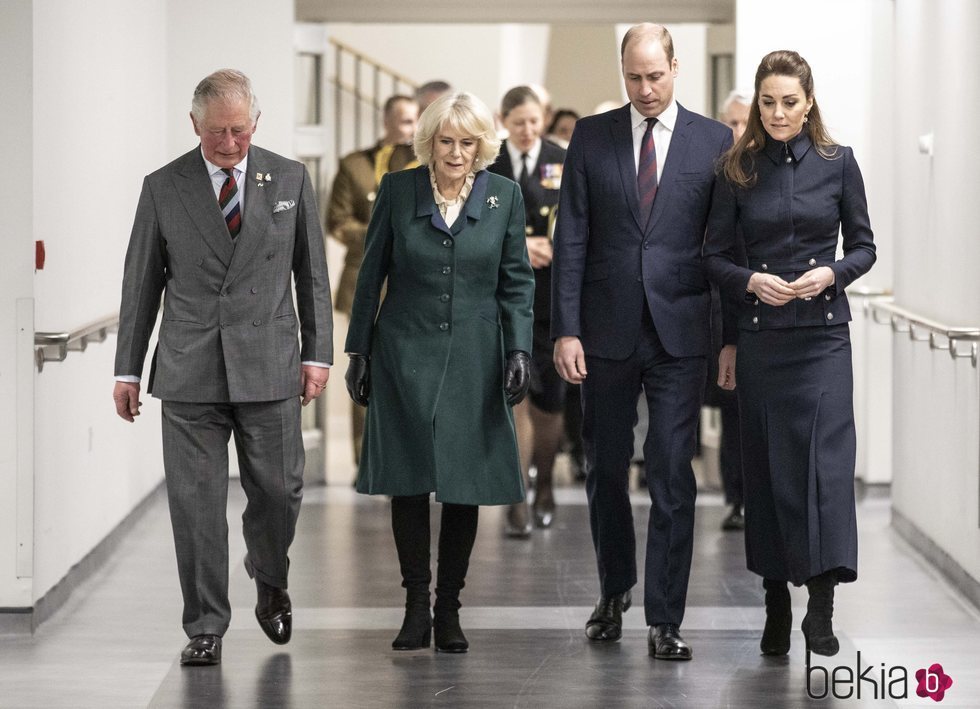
left=345, top=166, right=535, bottom=505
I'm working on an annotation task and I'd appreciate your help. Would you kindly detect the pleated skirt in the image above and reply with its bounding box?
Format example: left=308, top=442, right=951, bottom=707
left=736, top=324, right=858, bottom=586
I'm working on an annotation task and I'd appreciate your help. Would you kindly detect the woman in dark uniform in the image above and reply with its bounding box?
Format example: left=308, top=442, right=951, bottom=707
left=704, top=50, right=876, bottom=661
left=345, top=92, right=535, bottom=653
left=488, top=86, right=567, bottom=536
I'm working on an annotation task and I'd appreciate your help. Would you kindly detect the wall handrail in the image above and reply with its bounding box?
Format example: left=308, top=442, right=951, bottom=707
left=869, top=299, right=979, bottom=367
left=34, top=313, right=119, bottom=371
left=328, top=37, right=418, bottom=89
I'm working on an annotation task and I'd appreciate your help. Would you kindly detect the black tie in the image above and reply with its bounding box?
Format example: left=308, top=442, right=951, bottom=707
left=518, top=153, right=530, bottom=195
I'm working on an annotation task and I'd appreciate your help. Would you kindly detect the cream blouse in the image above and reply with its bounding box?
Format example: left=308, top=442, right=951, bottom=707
left=430, top=169, right=475, bottom=227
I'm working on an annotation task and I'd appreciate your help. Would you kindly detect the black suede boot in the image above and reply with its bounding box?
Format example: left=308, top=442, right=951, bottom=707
left=391, top=495, right=432, bottom=650
left=434, top=503, right=478, bottom=653
left=802, top=570, right=840, bottom=658
left=760, top=578, right=792, bottom=655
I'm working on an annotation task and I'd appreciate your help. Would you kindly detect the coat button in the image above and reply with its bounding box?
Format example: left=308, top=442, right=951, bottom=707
left=643, top=242, right=650, bottom=250
left=761, top=263, right=768, bottom=271
left=752, top=316, right=759, bottom=324
left=251, top=286, right=258, bottom=294
left=754, top=299, right=759, bottom=306
left=440, top=294, right=450, bottom=302
left=253, top=319, right=262, bottom=326
left=442, top=239, right=452, bottom=248
left=785, top=156, right=793, bottom=163
left=439, top=322, right=449, bottom=331
left=442, top=266, right=451, bottom=274
left=825, top=293, right=831, bottom=301
left=827, top=313, right=834, bottom=320
left=808, top=258, right=816, bottom=266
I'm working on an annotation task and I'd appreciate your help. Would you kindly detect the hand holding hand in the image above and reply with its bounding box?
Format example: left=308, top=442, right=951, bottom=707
left=525, top=237, right=553, bottom=269
left=504, top=350, right=531, bottom=406
left=345, top=354, right=370, bottom=407
left=748, top=272, right=796, bottom=306
left=788, top=266, right=835, bottom=301
left=113, top=381, right=142, bottom=422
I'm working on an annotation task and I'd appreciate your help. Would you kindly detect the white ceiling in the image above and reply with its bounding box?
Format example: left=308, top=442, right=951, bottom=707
left=296, top=0, right=734, bottom=24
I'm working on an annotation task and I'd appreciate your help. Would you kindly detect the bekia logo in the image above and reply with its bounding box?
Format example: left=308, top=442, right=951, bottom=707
left=806, top=652, right=954, bottom=701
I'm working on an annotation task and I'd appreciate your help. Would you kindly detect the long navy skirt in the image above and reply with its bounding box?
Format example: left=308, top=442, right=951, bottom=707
left=736, top=324, right=858, bottom=586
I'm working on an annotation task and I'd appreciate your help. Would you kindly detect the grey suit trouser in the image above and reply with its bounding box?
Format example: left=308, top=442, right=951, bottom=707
left=161, top=398, right=304, bottom=638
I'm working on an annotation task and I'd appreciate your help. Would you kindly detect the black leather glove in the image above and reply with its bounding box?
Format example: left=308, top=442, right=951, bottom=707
left=345, top=354, right=370, bottom=407
left=503, top=350, right=531, bottom=406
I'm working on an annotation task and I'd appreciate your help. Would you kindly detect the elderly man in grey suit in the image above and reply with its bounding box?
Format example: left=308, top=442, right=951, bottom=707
left=112, top=69, right=333, bottom=666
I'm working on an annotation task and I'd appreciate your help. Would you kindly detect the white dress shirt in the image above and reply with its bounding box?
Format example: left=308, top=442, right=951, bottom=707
left=506, top=138, right=542, bottom=182
left=630, top=99, right=677, bottom=183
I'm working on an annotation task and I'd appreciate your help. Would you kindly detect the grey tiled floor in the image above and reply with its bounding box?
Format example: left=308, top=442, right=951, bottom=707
left=1, top=481, right=978, bottom=708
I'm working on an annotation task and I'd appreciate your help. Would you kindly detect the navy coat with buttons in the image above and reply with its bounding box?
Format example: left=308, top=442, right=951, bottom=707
left=703, top=132, right=876, bottom=341
left=345, top=166, right=535, bottom=505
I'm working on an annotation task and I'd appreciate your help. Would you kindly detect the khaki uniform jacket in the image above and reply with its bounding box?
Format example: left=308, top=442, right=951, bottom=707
left=327, top=142, right=416, bottom=314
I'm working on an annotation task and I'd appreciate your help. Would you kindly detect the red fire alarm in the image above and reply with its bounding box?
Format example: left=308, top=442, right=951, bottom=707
left=35, top=240, right=45, bottom=270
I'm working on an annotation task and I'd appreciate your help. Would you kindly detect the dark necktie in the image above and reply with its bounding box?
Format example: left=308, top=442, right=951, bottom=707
left=518, top=152, right=531, bottom=195
left=218, top=168, right=241, bottom=238
left=637, top=117, right=658, bottom=227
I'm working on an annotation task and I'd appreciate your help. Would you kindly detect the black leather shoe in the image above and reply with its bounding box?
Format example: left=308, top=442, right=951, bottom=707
left=532, top=498, right=555, bottom=528
left=648, top=624, right=693, bottom=660
left=585, top=591, right=631, bottom=642
left=255, top=579, right=292, bottom=645
left=721, top=505, right=745, bottom=531
left=180, top=634, right=221, bottom=666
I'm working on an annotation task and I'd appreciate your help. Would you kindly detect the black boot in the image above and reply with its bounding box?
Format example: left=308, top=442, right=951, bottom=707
left=434, top=503, right=478, bottom=653
left=802, top=570, right=840, bottom=658
left=391, top=495, right=432, bottom=650
left=760, top=578, right=792, bottom=655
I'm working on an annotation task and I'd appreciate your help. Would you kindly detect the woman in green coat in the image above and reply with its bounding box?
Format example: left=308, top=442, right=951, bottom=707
left=344, top=91, right=535, bottom=654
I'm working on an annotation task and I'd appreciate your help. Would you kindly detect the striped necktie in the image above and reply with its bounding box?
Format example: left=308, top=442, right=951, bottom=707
left=637, top=117, right=658, bottom=227
left=218, top=168, right=241, bottom=238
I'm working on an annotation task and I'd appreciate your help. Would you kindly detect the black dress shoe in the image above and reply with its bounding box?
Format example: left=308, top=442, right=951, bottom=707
left=180, top=634, right=221, bottom=666
left=721, top=505, right=745, bottom=531
left=255, top=579, right=292, bottom=645
left=585, top=591, right=631, bottom=642
left=648, top=624, right=693, bottom=660
left=532, top=498, right=555, bottom=528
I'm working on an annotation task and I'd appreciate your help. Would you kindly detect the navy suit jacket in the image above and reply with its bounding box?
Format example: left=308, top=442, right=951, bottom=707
left=551, top=102, right=732, bottom=359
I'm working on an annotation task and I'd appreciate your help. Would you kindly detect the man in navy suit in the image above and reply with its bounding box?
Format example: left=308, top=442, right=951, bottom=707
left=552, top=23, right=732, bottom=660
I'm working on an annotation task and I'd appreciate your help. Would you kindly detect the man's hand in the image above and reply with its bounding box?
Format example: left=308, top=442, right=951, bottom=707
left=301, top=365, right=330, bottom=406
left=113, top=381, right=142, bottom=422
left=526, top=236, right=553, bottom=269
left=554, top=336, right=587, bottom=384
left=717, top=344, right=737, bottom=390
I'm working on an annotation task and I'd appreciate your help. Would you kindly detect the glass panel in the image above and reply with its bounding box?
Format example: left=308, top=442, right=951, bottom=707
left=295, top=52, right=322, bottom=125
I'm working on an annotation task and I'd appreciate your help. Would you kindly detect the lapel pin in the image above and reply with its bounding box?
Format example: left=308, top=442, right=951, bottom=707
left=487, top=195, right=499, bottom=209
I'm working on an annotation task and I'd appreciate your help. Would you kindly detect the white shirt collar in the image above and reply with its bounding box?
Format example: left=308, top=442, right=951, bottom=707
left=630, top=99, right=678, bottom=133
left=201, top=147, right=248, bottom=178
left=506, top=138, right=542, bottom=175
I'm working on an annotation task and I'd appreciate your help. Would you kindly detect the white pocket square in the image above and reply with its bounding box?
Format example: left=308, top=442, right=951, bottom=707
left=273, top=200, right=296, bottom=213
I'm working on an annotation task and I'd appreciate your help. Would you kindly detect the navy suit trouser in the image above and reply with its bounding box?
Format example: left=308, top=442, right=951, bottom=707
left=582, top=308, right=706, bottom=627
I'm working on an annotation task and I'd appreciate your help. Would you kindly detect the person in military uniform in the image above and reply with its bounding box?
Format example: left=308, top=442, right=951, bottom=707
left=327, top=94, right=419, bottom=464
left=489, top=86, right=567, bottom=537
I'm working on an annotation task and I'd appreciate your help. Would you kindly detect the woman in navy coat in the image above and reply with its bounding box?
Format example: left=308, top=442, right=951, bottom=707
left=704, top=50, right=876, bottom=661
left=345, top=92, right=535, bottom=654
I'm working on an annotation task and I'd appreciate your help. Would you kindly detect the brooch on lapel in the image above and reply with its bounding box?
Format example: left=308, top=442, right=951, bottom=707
left=487, top=195, right=499, bottom=209
left=255, top=172, right=272, bottom=187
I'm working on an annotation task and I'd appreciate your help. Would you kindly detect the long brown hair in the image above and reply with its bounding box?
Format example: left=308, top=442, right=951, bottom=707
left=721, top=50, right=838, bottom=188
